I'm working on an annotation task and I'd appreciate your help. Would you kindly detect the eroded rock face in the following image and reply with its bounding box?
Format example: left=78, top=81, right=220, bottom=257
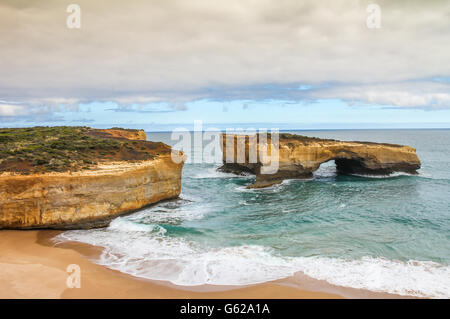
left=220, top=133, right=421, bottom=188
left=0, top=155, right=183, bottom=229
left=0, top=128, right=185, bottom=229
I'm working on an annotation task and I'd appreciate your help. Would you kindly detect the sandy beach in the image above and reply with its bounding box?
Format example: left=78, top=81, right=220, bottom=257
left=0, top=230, right=411, bottom=299
left=0, top=230, right=343, bottom=299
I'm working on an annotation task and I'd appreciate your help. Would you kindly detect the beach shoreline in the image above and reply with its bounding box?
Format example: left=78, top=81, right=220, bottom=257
left=0, top=230, right=410, bottom=299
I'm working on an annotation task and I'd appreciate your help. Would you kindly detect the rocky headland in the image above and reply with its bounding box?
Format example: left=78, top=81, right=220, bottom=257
left=0, top=127, right=184, bottom=229
left=220, top=133, right=421, bottom=188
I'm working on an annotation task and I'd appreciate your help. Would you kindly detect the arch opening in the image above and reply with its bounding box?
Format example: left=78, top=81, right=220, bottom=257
left=313, top=159, right=338, bottom=179
left=334, top=157, right=370, bottom=175
left=313, top=157, right=378, bottom=178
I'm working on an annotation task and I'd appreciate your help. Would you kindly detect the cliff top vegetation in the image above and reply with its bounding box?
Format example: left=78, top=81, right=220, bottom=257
left=0, top=126, right=170, bottom=174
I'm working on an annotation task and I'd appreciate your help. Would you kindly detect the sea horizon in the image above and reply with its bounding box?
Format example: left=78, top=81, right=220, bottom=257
left=143, top=127, right=450, bottom=133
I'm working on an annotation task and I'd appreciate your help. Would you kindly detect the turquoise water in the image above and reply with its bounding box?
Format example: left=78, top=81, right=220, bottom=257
left=58, top=130, right=450, bottom=298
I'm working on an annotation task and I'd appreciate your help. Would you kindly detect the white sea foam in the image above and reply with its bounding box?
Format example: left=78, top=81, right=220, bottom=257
left=108, top=218, right=167, bottom=235
left=192, top=166, right=251, bottom=179
left=351, top=171, right=417, bottom=179
left=124, top=196, right=207, bottom=223
left=56, top=228, right=450, bottom=298
left=313, top=164, right=337, bottom=178
left=234, top=178, right=307, bottom=193
left=292, top=256, right=450, bottom=299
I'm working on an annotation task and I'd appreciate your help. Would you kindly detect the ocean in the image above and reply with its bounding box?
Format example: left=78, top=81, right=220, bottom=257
left=56, top=129, right=450, bottom=298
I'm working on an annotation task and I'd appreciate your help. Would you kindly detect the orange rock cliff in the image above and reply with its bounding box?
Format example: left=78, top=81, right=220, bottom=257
left=220, top=133, right=421, bottom=188
left=0, top=128, right=184, bottom=229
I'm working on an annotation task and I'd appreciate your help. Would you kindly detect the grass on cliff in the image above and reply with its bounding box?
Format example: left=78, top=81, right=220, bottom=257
left=276, top=133, right=402, bottom=147
left=226, top=133, right=402, bottom=148
left=0, top=126, right=170, bottom=174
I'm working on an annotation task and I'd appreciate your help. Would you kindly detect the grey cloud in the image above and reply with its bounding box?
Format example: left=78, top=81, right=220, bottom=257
left=304, top=82, right=450, bottom=109
left=106, top=108, right=176, bottom=113
left=0, top=0, right=449, bottom=110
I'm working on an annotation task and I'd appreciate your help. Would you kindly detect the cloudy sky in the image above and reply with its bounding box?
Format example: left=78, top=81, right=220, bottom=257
left=1, top=0, right=450, bottom=129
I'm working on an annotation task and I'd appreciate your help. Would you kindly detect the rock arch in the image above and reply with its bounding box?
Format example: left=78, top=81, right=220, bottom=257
left=220, top=133, right=421, bottom=188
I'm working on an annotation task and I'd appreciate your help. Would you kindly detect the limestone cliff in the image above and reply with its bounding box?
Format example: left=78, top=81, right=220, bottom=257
left=94, top=128, right=147, bottom=141
left=0, top=127, right=184, bottom=229
left=220, top=133, right=421, bottom=188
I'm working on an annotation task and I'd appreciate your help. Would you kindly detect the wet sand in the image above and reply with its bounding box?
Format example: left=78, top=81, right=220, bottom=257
left=0, top=230, right=406, bottom=299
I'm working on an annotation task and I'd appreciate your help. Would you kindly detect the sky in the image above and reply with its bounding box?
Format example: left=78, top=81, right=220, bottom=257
left=1, top=0, right=450, bottom=130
